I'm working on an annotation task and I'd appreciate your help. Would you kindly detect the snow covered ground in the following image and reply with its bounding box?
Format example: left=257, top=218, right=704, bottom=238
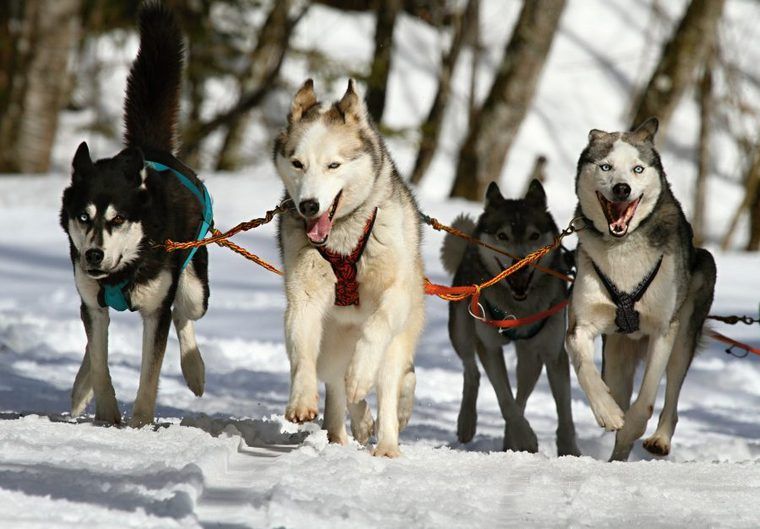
left=1, top=172, right=759, bottom=528
left=3, top=0, right=760, bottom=526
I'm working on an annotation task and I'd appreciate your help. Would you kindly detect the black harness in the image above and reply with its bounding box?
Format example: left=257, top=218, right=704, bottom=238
left=592, top=256, right=663, bottom=334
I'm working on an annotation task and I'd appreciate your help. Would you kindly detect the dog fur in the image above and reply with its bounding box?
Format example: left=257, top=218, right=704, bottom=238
left=442, top=180, right=580, bottom=456
left=565, top=117, right=716, bottom=461
left=273, top=79, right=424, bottom=457
left=60, top=3, right=209, bottom=427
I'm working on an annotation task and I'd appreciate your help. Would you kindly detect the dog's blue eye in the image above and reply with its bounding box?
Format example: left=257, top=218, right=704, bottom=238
left=600, top=163, right=612, bottom=171
left=291, top=159, right=304, bottom=169
left=498, top=232, right=509, bottom=241
left=327, top=162, right=341, bottom=170
left=78, top=213, right=90, bottom=223
left=633, top=165, right=644, bottom=174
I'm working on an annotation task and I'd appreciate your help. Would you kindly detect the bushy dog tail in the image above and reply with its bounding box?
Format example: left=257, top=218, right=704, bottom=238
left=440, top=214, right=476, bottom=275
left=123, top=1, right=183, bottom=153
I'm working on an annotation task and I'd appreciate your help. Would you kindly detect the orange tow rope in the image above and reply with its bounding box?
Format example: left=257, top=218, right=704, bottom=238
left=161, top=201, right=759, bottom=357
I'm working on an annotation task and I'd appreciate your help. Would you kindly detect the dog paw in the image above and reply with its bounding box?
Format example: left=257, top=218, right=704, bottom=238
left=285, top=393, right=319, bottom=423
left=643, top=434, right=671, bottom=456
left=590, top=393, right=625, bottom=431
left=373, top=442, right=401, bottom=458
left=128, top=414, right=153, bottom=429
left=556, top=434, right=581, bottom=457
left=345, top=365, right=375, bottom=404
left=327, top=429, right=348, bottom=445
left=457, top=411, right=477, bottom=444
left=94, top=399, right=121, bottom=425
left=504, top=416, right=538, bottom=453
left=181, top=349, right=205, bottom=397
left=350, top=403, right=375, bottom=445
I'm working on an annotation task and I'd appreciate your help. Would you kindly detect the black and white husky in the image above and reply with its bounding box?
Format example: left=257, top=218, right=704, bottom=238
left=566, top=118, right=716, bottom=461
left=441, top=180, right=580, bottom=456
left=60, top=3, right=211, bottom=427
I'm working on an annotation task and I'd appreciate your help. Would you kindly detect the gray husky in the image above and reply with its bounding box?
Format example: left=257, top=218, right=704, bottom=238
left=566, top=117, right=716, bottom=461
left=274, top=80, right=424, bottom=457
left=441, top=180, right=580, bottom=456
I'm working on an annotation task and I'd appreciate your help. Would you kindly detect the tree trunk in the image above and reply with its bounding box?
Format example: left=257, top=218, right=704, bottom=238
left=449, top=0, right=566, bottom=201
left=215, top=0, right=294, bottom=171
left=409, top=0, right=476, bottom=185
left=629, top=0, right=725, bottom=133
left=692, top=48, right=714, bottom=247
left=746, top=148, right=760, bottom=251
left=0, top=0, right=81, bottom=173
left=366, top=0, right=402, bottom=124
left=720, top=141, right=760, bottom=251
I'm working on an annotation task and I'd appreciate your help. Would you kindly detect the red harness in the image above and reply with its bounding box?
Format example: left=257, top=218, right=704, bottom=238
left=316, top=208, right=378, bottom=307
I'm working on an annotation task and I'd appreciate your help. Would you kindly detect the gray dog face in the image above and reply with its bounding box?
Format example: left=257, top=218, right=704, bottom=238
left=576, top=117, right=664, bottom=238
left=477, top=180, right=558, bottom=301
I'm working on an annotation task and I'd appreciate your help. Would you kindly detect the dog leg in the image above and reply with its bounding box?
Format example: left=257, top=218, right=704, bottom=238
left=284, top=298, right=326, bottom=423
left=449, top=304, right=479, bottom=443
left=348, top=400, right=374, bottom=445
left=345, top=286, right=411, bottom=404
left=610, top=322, right=678, bottom=461
left=601, top=334, right=641, bottom=412
left=476, top=342, right=537, bottom=453
left=397, top=366, right=416, bottom=431
left=324, top=382, right=348, bottom=445
left=373, top=336, right=408, bottom=458
left=566, top=322, right=624, bottom=431
left=80, top=304, right=121, bottom=424
left=543, top=344, right=581, bottom=457
left=173, top=264, right=207, bottom=397
left=130, top=308, right=172, bottom=427
left=71, top=345, right=94, bottom=417
left=172, top=312, right=204, bottom=397
left=515, top=344, right=543, bottom=414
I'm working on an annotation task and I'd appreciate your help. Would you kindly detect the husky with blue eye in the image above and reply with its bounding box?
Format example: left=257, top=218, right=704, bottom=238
left=566, top=117, right=716, bottom=461
left=60, top=3, right=211, bottom=427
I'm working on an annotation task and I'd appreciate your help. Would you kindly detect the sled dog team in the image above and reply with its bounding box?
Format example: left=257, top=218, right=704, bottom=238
left=60, top=4, right=716, bottom=461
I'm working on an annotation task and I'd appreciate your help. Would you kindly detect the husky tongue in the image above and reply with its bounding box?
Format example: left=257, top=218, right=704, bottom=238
left=306, top=210, right=334, bottom=243
left=609, top=201, right=630, bottom=233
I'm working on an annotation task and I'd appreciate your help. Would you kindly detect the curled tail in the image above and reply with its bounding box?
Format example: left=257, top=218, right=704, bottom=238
left=440, top=214, right=476, bottom=274
left=123, top=1, right=183, bottom=153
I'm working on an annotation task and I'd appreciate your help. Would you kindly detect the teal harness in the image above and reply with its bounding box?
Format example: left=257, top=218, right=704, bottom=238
left=483, top=299, right=549, bottom=341
left=100, top=157, right=213, bottom=312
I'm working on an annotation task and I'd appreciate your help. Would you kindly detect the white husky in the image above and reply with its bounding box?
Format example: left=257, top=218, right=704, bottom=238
left=273, top=79, right=424, bottom=457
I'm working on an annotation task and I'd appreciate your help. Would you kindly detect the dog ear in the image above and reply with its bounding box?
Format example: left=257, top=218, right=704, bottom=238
left=289, top=79, right=318, bottom=124
left=115, top=147, right=145, bottom=187
left=72, top=141, right=93, bottom=181
left=335, top=79, right=367, bottom=124
left=588, top=129, right=610, bottom=143
left=630, top=117, right=659, bottom=143
left=524, top=179, right=547, bottom=208
left=485, top=181, right=504, bottom=206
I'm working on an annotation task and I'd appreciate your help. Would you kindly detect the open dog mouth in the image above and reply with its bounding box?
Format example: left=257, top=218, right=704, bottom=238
left=496, top=257, right=534, bottom=301
left=596, top=191, right=641, bottom=237
left=305, top=190, right=342, bottom=246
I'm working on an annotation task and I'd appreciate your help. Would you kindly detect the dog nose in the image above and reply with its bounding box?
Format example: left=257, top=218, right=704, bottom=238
left=612, top=183, right=631, bottom=201
left=299, top=199, right=320, bottom=217
left=85, top=248, right=104, bottom=266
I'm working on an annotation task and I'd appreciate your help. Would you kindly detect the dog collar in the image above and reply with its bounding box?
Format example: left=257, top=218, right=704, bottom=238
left=592, top=255, right=663, bottom=334
left=483, top=299, right=548, bottom=341
left=98, top=152, right=213, bottom=312
left=317, top=208, right=378, bottom=307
